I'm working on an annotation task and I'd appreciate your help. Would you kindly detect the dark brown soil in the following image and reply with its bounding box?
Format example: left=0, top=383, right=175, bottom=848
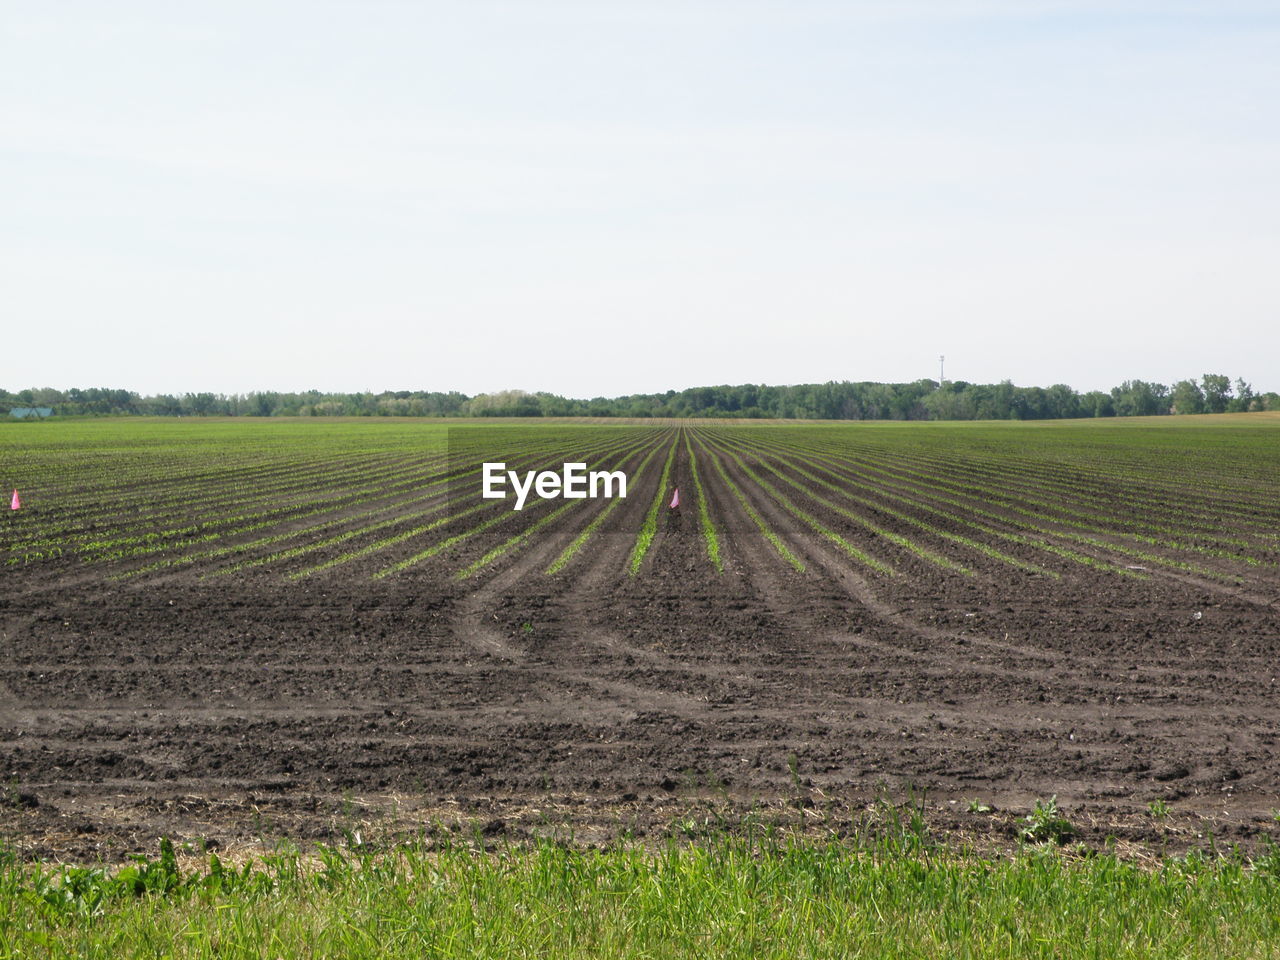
left=3, top=434, right=1280, bottom=863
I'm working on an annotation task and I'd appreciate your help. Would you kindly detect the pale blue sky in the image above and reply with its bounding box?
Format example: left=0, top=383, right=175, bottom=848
left=3, top=1, right=1277, bottom=397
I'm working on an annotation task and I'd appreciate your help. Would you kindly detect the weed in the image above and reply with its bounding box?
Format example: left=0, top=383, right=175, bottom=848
left=1020, top=796, right=1076, bottom=845
left=786, top=753, right=804, bottom=794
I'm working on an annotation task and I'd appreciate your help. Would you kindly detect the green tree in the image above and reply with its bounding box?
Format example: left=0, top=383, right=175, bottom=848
left=1172, top=380, right=1205, bottom=415
left=1079, top=391, right=1113, bottom=417
left=1045, top=384, right=1081, bottom=419
left=1110, top=380, right=1168, bottom=417
left=1201, top=374, right=1231, bottom=414
left=1229, top=378, right=1255, bottom=413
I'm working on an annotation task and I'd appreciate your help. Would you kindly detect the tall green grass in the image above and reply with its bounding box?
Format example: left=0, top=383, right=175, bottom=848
left=5, top=836, right=1280, bottom=959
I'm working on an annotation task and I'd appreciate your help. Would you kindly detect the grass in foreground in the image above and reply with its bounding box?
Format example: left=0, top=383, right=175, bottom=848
left=4, top=833, right=1280, bottom=959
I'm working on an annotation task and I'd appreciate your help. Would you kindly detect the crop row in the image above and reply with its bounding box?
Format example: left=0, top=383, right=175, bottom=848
left=5, top=418, right=1277, bottom=590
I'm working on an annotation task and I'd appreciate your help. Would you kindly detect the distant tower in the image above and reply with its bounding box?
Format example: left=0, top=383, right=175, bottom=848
left=938, top=355, right=945, bottom=389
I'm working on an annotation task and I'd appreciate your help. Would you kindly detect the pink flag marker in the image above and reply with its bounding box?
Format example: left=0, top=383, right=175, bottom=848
left=669, top=487, right=680, bottom=509
left=10, top=489, right=20, bottom=511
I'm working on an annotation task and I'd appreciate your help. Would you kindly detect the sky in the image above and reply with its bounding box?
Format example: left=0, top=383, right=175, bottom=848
left=3, top=1, right=1278, bottom=398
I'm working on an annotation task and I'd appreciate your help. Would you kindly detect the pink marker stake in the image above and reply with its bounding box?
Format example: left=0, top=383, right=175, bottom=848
left=10, top=489, right=20, bottom=511
left=669, top=487, right=680, bottom=509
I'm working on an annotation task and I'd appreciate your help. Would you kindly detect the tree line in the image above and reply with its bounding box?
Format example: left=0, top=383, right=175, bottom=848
left=3, top=375, right=1274, bottom=421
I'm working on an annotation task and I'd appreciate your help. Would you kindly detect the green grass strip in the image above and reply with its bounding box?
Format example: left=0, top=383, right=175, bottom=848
left=8, top=838, right=1280, bottom=958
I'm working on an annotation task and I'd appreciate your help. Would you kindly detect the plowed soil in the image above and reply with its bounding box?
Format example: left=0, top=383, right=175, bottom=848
left=3, top=423, right=1280, bottom=862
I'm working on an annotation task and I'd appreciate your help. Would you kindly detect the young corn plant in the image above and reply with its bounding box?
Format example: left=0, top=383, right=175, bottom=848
left=627, top=433, right=679, bottom=576
left=684, top=431, right=722, bottom=573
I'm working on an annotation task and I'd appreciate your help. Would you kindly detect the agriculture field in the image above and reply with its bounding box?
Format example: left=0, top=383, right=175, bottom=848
left=3, top=415, right=1280, bottom=861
